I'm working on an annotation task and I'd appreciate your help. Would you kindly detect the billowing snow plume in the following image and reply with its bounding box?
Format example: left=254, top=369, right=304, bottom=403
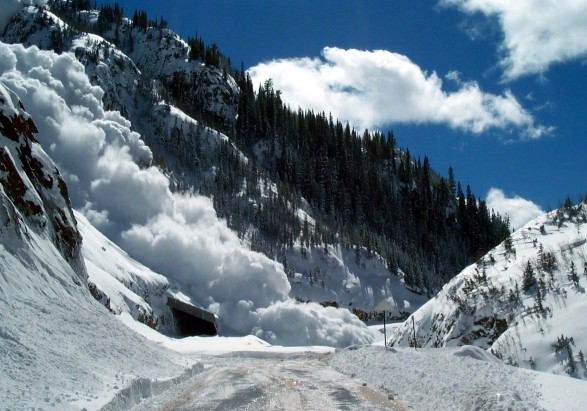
left=0, top=41, right=374, bottom=346
left=0, top=79, right=195, bottom=410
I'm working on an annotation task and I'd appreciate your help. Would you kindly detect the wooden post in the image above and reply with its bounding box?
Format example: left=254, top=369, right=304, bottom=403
left=373, top=299, right=394, bottom=350
left=383, top=310, right=387, bottom=349
left=412, top=316, right=417, bottom=350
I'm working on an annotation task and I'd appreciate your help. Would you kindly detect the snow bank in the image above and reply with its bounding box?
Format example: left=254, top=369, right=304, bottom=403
left=332, top=345, right=587, bottom=411
left=451, top=345, right=501, bottom=363
left=0, top=40, right=374, bottom=347
left=99, top=363, right=204, bottom=411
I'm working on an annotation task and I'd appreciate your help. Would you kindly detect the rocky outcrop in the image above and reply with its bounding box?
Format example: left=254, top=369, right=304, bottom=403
left=0, top=83, right=86, bottom=283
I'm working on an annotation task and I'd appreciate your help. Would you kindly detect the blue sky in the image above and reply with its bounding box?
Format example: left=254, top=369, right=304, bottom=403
left=101, top=0, right=586, bottom=227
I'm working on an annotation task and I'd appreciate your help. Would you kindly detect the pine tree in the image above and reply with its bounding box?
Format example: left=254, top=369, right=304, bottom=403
left=534, top=287, right=544, bottom=313
left=504, top=235, right=515, bottom=258
left=568, top=261, right=580, bottom=287
left=508, top=288, right=518, bottom=303
left=538, top=243, right=544, bottom=266
left=448, top=166, right=456, bottom=198
left=566, top=345, right=576, bottom=375
left=578, top=350, right=586, bottom=374
left=522, top=261, right=536, bottom=291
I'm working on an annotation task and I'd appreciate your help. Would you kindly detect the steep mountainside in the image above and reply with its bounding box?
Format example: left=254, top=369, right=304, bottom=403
left=0, top=36, right=375, bottom=346
left=390, top=202, right=587, bottom=378
left=2, top=1, right=509, bottom=317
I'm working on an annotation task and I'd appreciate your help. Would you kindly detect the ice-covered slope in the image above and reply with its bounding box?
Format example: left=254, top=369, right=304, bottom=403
left=391, top=204, right=587, bottom=378
left=0, top=81, right=195, bottom=410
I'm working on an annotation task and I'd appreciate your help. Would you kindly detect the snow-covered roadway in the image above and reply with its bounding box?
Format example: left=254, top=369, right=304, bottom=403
left=131, top=352, right=402, bottom=411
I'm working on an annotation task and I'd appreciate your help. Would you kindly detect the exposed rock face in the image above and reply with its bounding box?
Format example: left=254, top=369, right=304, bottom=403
left=119, top=23, right=239, bottom=128
left=3, top=6, right=238, bottom=132
left=0, top=83, right=86, bottom=283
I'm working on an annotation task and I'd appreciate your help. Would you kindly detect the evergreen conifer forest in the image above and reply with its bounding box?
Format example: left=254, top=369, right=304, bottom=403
left=41, top=0, right=510, bottom=295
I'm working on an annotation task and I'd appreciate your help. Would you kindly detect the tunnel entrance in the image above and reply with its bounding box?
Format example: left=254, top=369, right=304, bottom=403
left=167, top=295, right=218, bottom=336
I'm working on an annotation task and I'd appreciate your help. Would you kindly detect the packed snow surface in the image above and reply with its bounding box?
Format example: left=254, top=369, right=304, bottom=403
left=331, top=345, right=587, bottom=411
left=130, top=353, right=401, bottom=411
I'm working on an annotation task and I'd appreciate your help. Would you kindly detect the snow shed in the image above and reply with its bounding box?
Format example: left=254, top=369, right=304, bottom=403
left=167, top=294, right=218, bottom=336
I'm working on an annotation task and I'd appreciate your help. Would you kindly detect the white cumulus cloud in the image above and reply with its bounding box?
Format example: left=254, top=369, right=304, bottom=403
left=486, top=187, right=543, bottom=230
left=441, top=0, right=587, bottom=79
left=248, top=47, right=548, bottom=138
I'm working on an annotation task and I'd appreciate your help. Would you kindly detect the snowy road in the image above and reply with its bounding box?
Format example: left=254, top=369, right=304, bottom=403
left=131, top=353, right=403, bottom=410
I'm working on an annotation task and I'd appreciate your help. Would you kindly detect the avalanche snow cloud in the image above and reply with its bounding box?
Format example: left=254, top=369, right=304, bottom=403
left=0, top=41, right=374, bottom=347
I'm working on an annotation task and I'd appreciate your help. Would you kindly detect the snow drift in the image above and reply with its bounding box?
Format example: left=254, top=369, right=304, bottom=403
left=332, top=345, right=587, bottom=411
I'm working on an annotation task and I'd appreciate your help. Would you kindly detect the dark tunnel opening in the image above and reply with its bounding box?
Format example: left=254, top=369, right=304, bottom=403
left=171, top=307, right=217, bottom=336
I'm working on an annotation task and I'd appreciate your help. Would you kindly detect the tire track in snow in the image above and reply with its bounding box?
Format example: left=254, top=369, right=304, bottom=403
left=131, top=353, right=403, bottom=410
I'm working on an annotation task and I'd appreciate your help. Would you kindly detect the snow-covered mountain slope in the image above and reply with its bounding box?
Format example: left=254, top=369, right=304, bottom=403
left=76, top=210, right=175, bottom=331
left=0, top=2, right=430, bottom=324
left=115, top=23, right=238, bottom=126
left=3, top=4, right=238, bottom=128
left=390, top=204, right=587, bottom=378
left=0, top=81, right=196, bottom=410
left=0, top=38, right=376, bottom=346
left=285, top=243, right=428, bottom=319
